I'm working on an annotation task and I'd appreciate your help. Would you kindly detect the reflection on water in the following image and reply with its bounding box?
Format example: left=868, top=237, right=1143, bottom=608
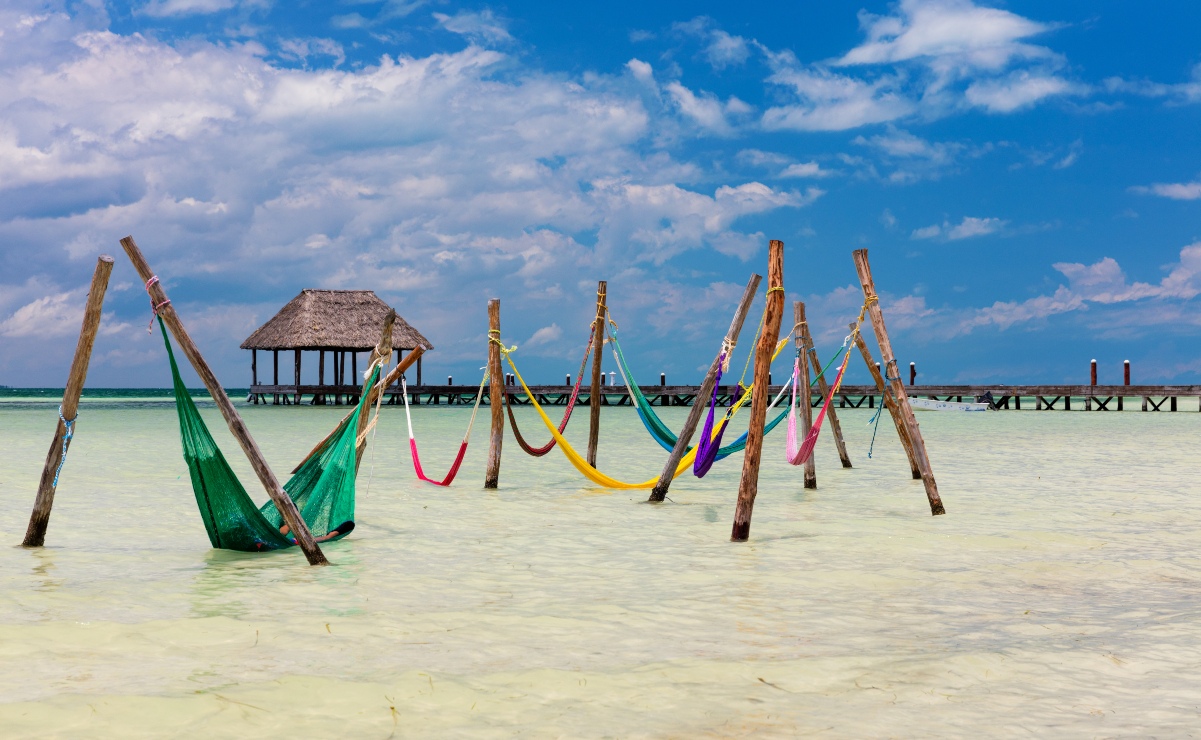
left=1, top=400, right=1200, bottom=736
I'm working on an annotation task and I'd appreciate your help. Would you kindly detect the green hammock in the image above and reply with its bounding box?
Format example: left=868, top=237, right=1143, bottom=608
left=161, top=318, right=378, bottom=552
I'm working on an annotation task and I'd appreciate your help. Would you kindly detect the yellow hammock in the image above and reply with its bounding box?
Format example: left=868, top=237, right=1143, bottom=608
left=499, top=337, right=792, bottom=489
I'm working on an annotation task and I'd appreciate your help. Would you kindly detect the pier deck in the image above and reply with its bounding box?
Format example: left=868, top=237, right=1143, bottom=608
left=248, top=383, right=1201, bottom=411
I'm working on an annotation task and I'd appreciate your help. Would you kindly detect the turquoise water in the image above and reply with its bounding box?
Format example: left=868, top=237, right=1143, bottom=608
left=1, top=395, right=1199, bottom=737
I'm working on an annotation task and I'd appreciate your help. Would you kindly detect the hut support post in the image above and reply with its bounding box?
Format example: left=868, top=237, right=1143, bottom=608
left=587, top=281, right=607, bottom=468
left=853, top=326, right=921, bottom=479
left=852, top=249, right=944, bottom=515
left=417, top=355, right=423, bottom=389
left=485, top=299, right=503, bottom=488
left=649, top=273, right=762, bottom=502
left=732, top=239, right=784, bottom=541
left=119, top=236, right=328, bottom=566
left=318, top=350, right=325, bottom=405
left=273, top=350, right=279, bottom=404
left=794, top=302, right=817, bottom=488
left=22, top=255, right=115, bottom=548
left=800, top=312, right=851, bottom=468
left=294, top=350, right=301, bottom=405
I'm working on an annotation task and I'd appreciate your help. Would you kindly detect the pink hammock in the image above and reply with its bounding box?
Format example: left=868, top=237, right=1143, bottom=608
left=786, top=353, right=850, bottom=465
left=402, top=374, right=487, bottom=486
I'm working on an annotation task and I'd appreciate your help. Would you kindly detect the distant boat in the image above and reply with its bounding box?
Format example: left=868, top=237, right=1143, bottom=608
left=908, top=396, right=991, bottom=412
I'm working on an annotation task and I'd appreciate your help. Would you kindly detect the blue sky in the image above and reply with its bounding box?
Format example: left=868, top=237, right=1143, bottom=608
left=1, top=0, right=1199, bottom=388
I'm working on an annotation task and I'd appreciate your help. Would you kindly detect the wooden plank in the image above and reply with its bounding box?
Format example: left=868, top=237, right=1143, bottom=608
left=852, top=249, right=944, bottom=516
left=22, top=255, right=114, bottom=547
left=587, top=281, right=606, bottom=468
left=119, top=236, right=327, bottom=566
left=732, top=240, right=784, bottom=541
left=649, top=273, right=762, bottom=502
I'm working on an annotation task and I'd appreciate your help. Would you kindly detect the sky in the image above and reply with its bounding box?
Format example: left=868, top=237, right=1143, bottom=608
left=0, top=0, right=1199, bottom=389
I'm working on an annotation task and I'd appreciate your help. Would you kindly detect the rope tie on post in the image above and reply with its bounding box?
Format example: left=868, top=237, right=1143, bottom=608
left=52, top=405, right=76, bottom=487
left=144, top=276, right=171, bottom=334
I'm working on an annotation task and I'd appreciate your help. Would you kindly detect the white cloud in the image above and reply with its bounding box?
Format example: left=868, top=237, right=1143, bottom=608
left=138, top=0, right=238, bottom=18
left=779, top=161, right=833, bottom=178
left=1104, top=63, right=1201, bottom=105
left=1054, top=244, right=1201, bottom=302
left=762, top=63, right=913, bottom=131
left=523, top=323, right=563, bottom=349
left=705, top=30, right=750, bottom=69
left=964, top=71, right=1077, bottom=112
left=433, top=9, right=511, bottom=44
left=911, top=215, right=1006, bottom=240
left=1131, top=176, right=1201, bottom=201
left=0, top=292, right=82, bottom=338
left=626, top=58, right=654, bottom=83
left=665, top=81, right=749, bottom=135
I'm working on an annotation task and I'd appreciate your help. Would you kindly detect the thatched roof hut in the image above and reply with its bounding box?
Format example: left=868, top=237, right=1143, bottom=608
left=241, top=289, right=432, bottom=351
left=242, top=290, right=432, bottom=406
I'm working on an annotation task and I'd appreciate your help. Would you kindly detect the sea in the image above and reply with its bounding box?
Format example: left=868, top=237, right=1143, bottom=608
left=1, top=389, right=1198, bottom=737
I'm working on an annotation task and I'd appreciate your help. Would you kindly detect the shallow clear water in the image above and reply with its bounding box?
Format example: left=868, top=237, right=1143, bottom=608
left=1, top=396, right=1199, bottom=737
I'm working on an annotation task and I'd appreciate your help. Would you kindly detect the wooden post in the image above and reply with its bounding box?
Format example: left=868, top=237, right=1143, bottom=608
left=909, top=362, right=916, bottom=385
left=252, top=349, right=258, bottom=386
left=353, top=312, right=395, bottom=467
left=294, top=350, right=301, bottom=405
left=485, top=299, right=504, bottom=488
left=649, top=273, right=761, bottom=502
left=119, top=236, right=328, bottom=566
left=22, top=255, right=114, bottom=547
left=852, top=326, right=921, bottom=480
left=852, top=249, right=944, bottom=515
left=1121, top=359, right=1129, bottom=411
left=273, top=349, right=279, bottom=404
left=1087, top=358, right=1097, bottom=410
left=732, top=240, right=784, bottom=541
left=799, top=303, right=852, bottom=469
left=793, top=302, right=817, bottom=489
left=416, top=354, right=423, bottom=388
left=587, top=281, right=607, bottom=468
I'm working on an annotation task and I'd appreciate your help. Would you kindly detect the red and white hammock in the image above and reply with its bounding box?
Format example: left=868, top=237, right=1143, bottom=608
left=402, top=372, right=488, bottom=486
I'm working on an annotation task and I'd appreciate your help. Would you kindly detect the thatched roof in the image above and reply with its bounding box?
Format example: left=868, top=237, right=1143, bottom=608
left=240, top=290, right=433, bottom=351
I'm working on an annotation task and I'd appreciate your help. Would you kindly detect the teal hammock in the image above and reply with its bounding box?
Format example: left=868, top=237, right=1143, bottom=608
left=608, top=329, right=792, bottom=461
left=161, top=318, right=378, bottom=552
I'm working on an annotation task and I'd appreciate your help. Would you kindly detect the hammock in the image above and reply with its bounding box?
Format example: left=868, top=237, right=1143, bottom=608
left=786, top=331, right=856, bottom=465
left=161, top=318, right=378, bottom=551
left=505, top=325, right=594, bottom=457
left=402, top=373, right=486, bottom=486
left=692, top=353, right=732, bottom=477
left=496, top=336, right=791, bottom=490
left=608, top=325, right=792, bottom=461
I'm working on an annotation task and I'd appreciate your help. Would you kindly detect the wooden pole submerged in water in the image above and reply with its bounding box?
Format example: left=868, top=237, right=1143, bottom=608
left=800, top=315, right=852, bottom=468
left=22, top=255, right=115, bottom=548
left=852, top=325, right=921, bottom=480
left=587, top=281, right=607, bottom=468
left=485, top=299, right=504, bottom=489
left=852, top=249, right=944, bottom=516
left=119, top=236, right=328, bottom=566
left=793, top=302, right=817, bottom=489
left=732, top=240, right=784, bottom=542
left=649, top=273, right=762, bottom=502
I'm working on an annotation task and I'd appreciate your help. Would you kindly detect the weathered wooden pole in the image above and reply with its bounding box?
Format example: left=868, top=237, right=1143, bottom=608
left=1087, top=358, right=1097, bottom=410
left=485, top=299, right=504, bottom=488
left=649, top=273, right=761, bottom=502
left=22, top=255, right=115, bottom=548
left=293, top=350, right=301, bottom=405
left=732, top=240, right=784, bottom=541
left=351, top=311, right=394, bottom=466
left=793, top=302, right=817, bottom=489
left=586, top=281, right=607, bottom=468
left=909, top=362, right=916, bottom=385
left=119, top=236, right=328, bottom=565
left=1120, top=359, right=1129, bottom=411
left=852, top=249, right=944, bottom=515
left=853, top=326, right=921, bottom=480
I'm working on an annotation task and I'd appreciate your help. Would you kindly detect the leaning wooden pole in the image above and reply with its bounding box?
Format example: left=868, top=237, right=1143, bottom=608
left=800, top=310, right=852, bottom=468
left=22, top=255, right=114, bottom=547
left=793, top=302, right=817, bottom=489
left=732, top=240, right=784, bottom=541
left=485, top=299, right=504, bottom=489
left=852, top=326, right=921, bottom=480
left=648, top=273, right=761, bottom=502
left=586, top=281, right=607, bottom=468
left=119, top=236, right=328, bottom=565
left=852, top=249, right=944, bottom=515
left=352, top=310, right=395, bottom=469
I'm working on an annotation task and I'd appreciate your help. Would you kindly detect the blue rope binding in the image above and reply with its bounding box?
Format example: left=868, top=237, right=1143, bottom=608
left=52, top=405, right=76, bottom=487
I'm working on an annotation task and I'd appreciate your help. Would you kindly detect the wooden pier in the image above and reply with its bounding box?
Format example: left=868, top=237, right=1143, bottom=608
left=247, top=382, right=1201, bottom=411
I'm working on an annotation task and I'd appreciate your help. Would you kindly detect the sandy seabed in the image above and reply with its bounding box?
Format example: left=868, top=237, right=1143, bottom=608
left=1, top=396, right=1199, bottom=737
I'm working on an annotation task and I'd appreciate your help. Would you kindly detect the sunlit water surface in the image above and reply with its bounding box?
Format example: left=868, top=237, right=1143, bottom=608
left=1, top=396, right=1199, bottom=737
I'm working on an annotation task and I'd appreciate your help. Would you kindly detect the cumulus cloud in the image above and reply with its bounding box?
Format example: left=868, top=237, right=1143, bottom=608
left=673, top=17, right=750, bottom=70
left=779, top=162, right=833, bottom=178
left=433, top=9, right=511, bottom=44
